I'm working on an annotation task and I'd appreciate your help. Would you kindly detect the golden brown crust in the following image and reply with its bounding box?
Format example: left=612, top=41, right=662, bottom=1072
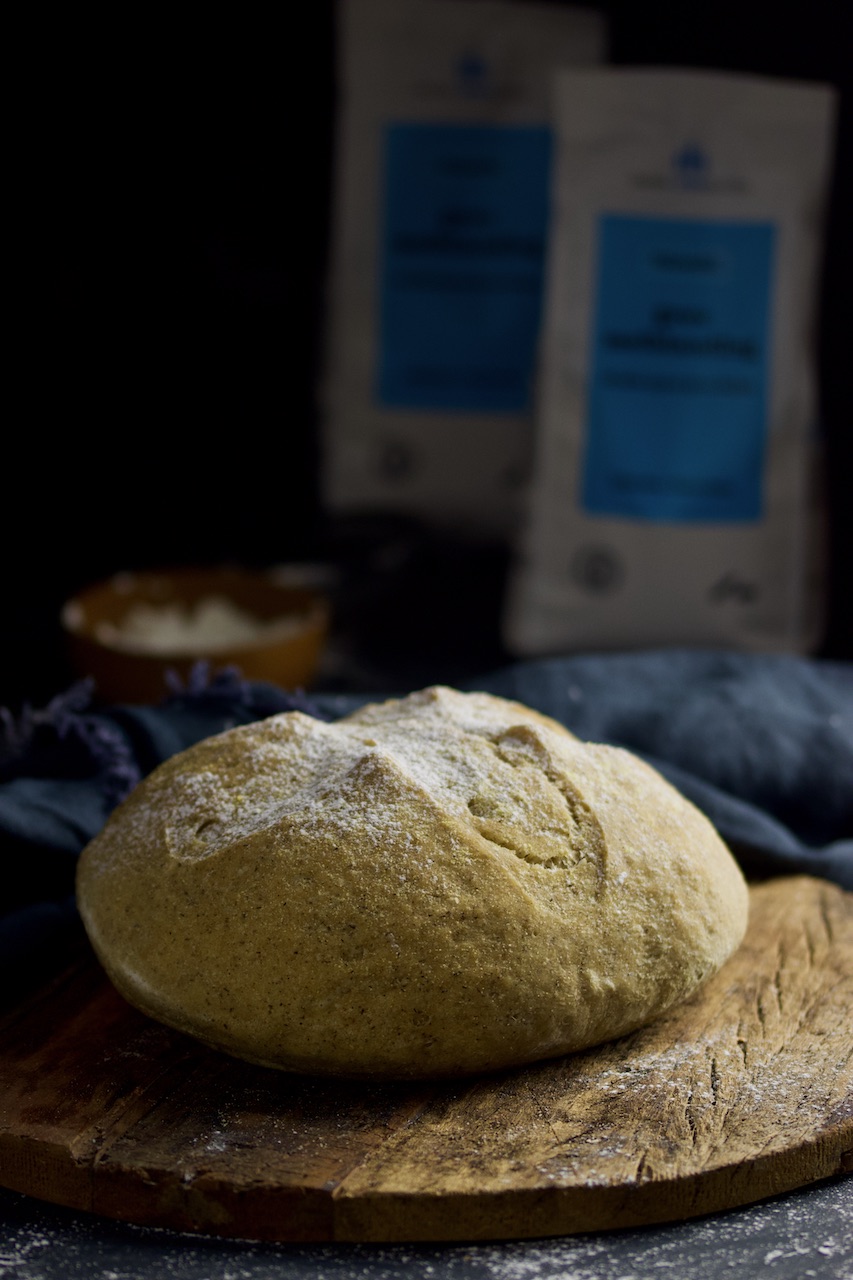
left=76, top=686, right=749, bottom=1078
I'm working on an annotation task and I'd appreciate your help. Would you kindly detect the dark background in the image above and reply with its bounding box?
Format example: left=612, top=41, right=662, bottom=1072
left=6, top=0, right=851, bottom=711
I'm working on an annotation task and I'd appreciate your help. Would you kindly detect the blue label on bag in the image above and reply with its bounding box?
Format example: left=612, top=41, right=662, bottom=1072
left=377, top=123, right=551, bottom=412
left=582, top=214, right=776, bottom=521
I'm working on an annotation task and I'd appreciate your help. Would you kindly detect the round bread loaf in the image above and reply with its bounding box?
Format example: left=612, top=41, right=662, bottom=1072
left=76, top=686, right=749, bottom=1078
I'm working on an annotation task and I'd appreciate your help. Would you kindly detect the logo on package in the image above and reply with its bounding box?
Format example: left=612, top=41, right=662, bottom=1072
left=632, top=141, right=745, bottom=195
left=377, top=439, right=416, bottom=483
left=672, top=143, right=709, bottom=189
left=416, top=50, right=515, bottom=104
left=455, top=51, right=491, bottom=98
left=570, top=545, right=624, bottom=595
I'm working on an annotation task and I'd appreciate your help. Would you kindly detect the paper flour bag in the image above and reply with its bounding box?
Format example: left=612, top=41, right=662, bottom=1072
left=504, top=68, right=837, bottom=654
left=320, top=0, right=606, bottom=538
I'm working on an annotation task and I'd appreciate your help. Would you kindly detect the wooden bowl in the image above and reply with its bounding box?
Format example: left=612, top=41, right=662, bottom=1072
left=61, top=566, right=330, bottom=705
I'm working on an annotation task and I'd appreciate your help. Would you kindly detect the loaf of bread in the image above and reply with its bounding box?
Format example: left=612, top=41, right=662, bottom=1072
left=76, top=686, right=749, bottom=1078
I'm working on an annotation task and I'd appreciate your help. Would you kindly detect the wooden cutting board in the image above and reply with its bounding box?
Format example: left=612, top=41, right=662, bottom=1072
left=0, top=875, right=850, bottom=1244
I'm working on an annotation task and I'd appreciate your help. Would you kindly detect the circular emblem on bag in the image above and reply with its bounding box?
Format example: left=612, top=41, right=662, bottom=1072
left=570, top=544, right=624, bottom=594
left=378, top=440, right=415, bottom=482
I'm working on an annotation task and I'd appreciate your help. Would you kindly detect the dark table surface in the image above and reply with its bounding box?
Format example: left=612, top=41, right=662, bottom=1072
left=1, top=1176, right=851, bottom=1280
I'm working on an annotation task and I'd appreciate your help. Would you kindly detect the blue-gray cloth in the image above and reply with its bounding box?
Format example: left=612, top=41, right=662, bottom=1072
left=1, top=652, right=850, bottom=998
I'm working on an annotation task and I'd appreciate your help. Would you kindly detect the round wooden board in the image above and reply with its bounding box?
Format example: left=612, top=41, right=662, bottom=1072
left=0, top=875, right=851, bottom=1244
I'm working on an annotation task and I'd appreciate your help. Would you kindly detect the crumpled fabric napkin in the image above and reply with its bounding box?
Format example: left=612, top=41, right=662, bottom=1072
left=1, top=651, right=850, bottom=999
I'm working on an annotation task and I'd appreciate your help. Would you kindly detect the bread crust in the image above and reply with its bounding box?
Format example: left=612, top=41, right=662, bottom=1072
left=76, top=686, right=749, bottom=1078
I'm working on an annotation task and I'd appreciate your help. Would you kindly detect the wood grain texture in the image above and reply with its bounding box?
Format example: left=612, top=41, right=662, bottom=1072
left=0, top=876, right=850, bottom=1243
